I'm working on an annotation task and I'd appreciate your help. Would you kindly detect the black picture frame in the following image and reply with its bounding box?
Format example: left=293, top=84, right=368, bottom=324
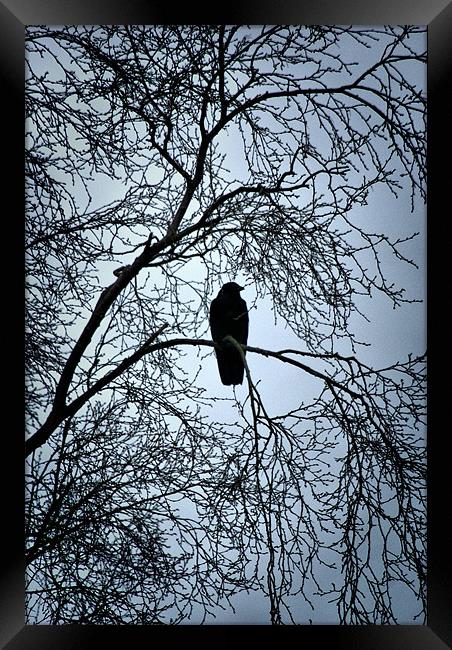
left=2, top=1, right=450, bottom=647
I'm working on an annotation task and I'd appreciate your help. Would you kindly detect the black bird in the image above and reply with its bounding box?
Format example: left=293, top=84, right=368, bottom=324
left=209, top=282, right=249, bottom=386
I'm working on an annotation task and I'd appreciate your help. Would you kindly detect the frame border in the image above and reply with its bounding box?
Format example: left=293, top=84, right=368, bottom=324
left=2, top=1, right=450, bottom=647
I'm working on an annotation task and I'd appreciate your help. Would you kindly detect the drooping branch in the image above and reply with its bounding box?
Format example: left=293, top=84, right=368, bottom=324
left=26, top=333, right=425, bottom=457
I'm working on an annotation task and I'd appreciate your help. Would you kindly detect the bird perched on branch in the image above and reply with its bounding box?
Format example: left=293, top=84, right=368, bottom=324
left=209, top=282, right=249, bottom=385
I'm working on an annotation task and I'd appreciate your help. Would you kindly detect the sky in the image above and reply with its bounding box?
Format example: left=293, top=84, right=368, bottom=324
left=25, top=25, right=426, bottom=625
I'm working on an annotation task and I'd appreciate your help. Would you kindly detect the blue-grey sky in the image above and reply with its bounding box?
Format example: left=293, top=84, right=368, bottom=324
left=26, top=25, right=426, bottom=625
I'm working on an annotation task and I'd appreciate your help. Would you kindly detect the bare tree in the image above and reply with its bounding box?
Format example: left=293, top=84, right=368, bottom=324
left=25, top=25, right=426, bottom=625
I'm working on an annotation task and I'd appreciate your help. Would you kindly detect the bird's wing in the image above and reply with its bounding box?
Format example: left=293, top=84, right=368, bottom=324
left=209, top=296, right=226, bottom=342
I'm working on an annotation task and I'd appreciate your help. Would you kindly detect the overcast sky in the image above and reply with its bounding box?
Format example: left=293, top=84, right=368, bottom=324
left=26, top=26, right=426, bottom=625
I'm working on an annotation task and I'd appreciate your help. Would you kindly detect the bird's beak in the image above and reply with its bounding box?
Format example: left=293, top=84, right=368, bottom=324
left=238, top=285, right=245, bottom=291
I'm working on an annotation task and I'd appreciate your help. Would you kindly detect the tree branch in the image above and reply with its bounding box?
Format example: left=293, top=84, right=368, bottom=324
left=27, top=335, right=388, bottom=457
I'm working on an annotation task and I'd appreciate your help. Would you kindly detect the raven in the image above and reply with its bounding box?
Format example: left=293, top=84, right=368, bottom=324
left=209, top=282, right=249, bottom=386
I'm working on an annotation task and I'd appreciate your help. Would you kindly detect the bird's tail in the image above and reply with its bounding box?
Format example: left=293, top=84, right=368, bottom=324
left=215, top=348, right=245, bottom=385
